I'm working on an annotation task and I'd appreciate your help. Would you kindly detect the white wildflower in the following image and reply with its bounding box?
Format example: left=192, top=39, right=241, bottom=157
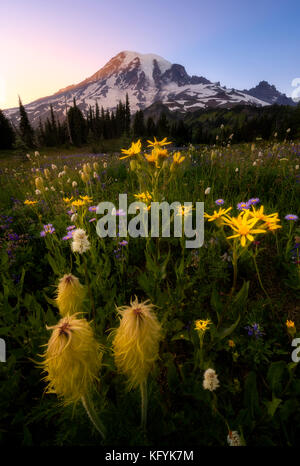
left=253, top=161, right=257, bottom=166
left=51, top=164, right=57, bottom=170
left=227, top=431, right=242, bottom=446
left=205, top=187, right=211, bottom=195
left=103, top=162, right=107, bottom=169
left=35, top=189, right=41, bottom=195
left=72, top=181, right=78, bottom=187
left=296, top=165, right=299, bottom=170
left=203, top=368, right=220, bottom=391
left=26, top=154, right=31, bottom=159
left=34, top=151, right=40, bottom=157
left=71, top=228, right=90, bottom=254
left=50, top=186, right=55, bottom=191
left=45, top=187, right=49, bottom=191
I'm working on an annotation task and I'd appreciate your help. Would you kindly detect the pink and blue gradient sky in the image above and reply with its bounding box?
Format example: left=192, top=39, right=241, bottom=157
left=1, top=0, right=299, bottom=109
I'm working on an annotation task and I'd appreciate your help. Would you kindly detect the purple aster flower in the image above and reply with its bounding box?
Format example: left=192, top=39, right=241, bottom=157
left=285, top=214, right=298, bottom=221
left=248, top=198, right=260, bottom=205
left=67, top=210, right=74, bottom=216
left=89, top=206, right=97, bottom=212
left=112, top=208, right=126, bottom=216
left=119, top=240, right=128, bottom=246
left=215, top=199, right=224, bottom=206
left=237, top=202, right=250, bottom=211
left=62, top=232, right=73, bottom=240
left=66, top=225, right=76, bottom=231
left=89, top=218, right=96, bottom=222
left=40, top=224, right=55, bottom=237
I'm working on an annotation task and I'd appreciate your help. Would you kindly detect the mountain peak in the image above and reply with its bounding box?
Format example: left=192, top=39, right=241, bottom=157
left=5, top=50, right=286, bottom=126
left=244, top=81, right=296, bottom=106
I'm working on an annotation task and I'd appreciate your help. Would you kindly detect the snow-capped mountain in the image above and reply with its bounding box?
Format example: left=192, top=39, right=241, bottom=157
left=3, top=51, right=292, bottom=126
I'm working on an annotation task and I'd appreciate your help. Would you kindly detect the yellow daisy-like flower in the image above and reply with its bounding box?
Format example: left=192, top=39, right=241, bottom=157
left=228, top=339, right=236, bottom=348
left=286, top=320, right=295, bottom=328
left=204, top=207, right=232, bottom=222
left=144, top=150, right=160, bottom=168
left=176, top=204, right=194, bottom=216
left=24, top=200, right=38, bottom=205
left=147, top=137, right=172, bottom=148
left=63, top=196, right=74, bottom=203
left=195, top=319, right=211, bottom=332
left=223, top=210, right=267, bottom=247
left=80, top=195, right=93, bottom=204
left=72, top=199, right=86, bottom=207
left=172, top=151, right=185, bottom=164
left=120, top=140, right=142, bottom=160
left=248, top=205, right=279, bottom=223
left=134, top=192, right=152, bottom=204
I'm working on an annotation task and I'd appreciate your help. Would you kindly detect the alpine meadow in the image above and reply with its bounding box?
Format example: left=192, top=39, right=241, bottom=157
left=1, top=0, right=300, bottom=449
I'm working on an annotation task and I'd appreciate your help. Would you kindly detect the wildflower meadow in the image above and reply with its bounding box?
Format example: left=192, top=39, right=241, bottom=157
left=0, top=136, right=300, bottom=447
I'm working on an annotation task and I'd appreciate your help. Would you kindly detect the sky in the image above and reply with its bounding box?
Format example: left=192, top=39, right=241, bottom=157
left=0, top=0, right=299, bottom=109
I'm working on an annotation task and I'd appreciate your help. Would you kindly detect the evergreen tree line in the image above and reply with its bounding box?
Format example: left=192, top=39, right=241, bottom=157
left=0, top=97, right=300, bottom=151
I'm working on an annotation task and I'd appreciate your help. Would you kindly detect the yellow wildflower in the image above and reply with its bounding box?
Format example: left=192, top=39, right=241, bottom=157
left=63, top=196, right=74, bottom=203
left=228, top=339, right=235, bottom=348
left=176, top=204, right=194, bottom=216
left=286, top=320, right=296, bottom=337
left=72, top=199, right=86, bottom=207
left=223, top=210, right=267, bottom=247
left=134, top=192, right=152, bottom=204
left=120, top=140, right=142, bottom=160
left=286, top=320, right=295, bottom=328
left=173, top=151, right=185, bottom=164
left=204, top=207, right=232, bottom=222
left=195, top=319, right=211, bottom=332
left=80, top=195, right=93, bottom=204
left=24, top=200, right=38, bottom=205
left=147, top=137, right=172, bottom=148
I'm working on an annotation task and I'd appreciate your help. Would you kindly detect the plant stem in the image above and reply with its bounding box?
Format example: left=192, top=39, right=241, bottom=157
left=140, top=380, right=148, bottom=432
left=81, top=394, right=106, bottom=440
left=83, top=254, right=95, bottom=319
left=252, top=253, right=274, bottom=313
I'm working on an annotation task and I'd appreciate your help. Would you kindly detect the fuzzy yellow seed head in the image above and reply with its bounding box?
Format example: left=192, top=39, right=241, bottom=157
left=44, top=168, right=50, bottom=179
left=41, top=314, right=103, bottom=405
left=83, top=163, right=92, bottom=175
left=111, top=297, right=162, bottom=389
left=81, top=172, right=90, bottom=183
left=35, top=176, right=44, bottom=191
left=56, top=274, right=86, bottom=316
left=93, top=162, right=99, bottom=171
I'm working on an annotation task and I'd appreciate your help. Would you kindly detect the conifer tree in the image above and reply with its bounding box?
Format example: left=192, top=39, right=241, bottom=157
left=67, top=98, right=87, bottom=146
left=18, top=96, right=35, bottom=147
left=0, top=109, right=15, bottom=149
left=125, top=93, right=131, bottom=136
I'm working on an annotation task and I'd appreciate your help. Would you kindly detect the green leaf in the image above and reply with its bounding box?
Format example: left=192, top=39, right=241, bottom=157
left=266, top=361, right=288, bottom=396
left=215, top=315, right=240, bottom=341
left=244, top=371, right=260, bottom=418
left=232, top=281, right=249, bottom=312
left=265, top=396, right=282, bottom=417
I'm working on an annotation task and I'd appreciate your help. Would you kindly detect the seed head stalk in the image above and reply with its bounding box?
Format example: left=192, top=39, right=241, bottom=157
left=81, top=394, right=106, bottom=440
